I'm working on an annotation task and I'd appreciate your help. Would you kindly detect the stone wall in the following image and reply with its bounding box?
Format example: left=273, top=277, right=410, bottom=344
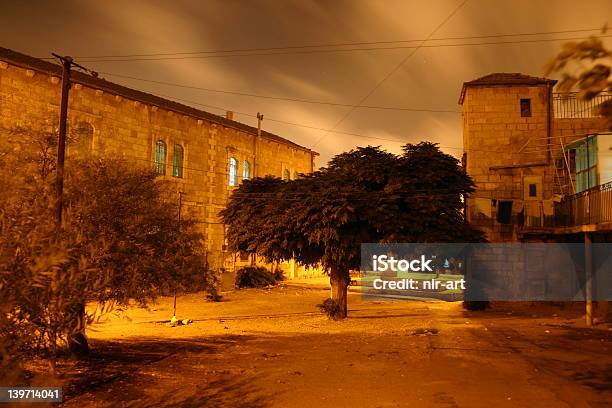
left=0, top=56, right=321, bottom=284
left=462, top=84, right=552, bottom=241
left=462, top=83, right=609, bottom=242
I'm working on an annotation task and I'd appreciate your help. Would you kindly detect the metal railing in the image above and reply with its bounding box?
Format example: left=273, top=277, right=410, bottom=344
left=554, top=181, right=612, bottom=226
left=553, top=92, right=612, bottom=119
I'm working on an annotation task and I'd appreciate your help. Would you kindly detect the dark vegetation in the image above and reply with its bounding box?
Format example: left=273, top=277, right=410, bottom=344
left=0, top=127, right=219, bottom=380
left=235, top=266, right=284, bottom=288
left=221, top=143, right=484, bottom=320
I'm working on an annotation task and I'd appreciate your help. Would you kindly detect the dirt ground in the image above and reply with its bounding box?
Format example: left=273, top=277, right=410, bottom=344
left=36, top=279, right=612, bottom=408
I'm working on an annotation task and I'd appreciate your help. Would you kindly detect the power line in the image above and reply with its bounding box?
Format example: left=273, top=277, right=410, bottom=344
left=61, top=35, right=612, bottom=62
left=311, top=0, right=470, bottom=149
left=154, top=91, right=563, bottom=155
left=97, top=71, right=460, bottom=113
left=52, top=28, right=605, bottom=61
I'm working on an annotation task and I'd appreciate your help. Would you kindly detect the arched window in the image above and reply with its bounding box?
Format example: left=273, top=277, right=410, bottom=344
left=173, top=144, right=184, bottom=178
left=73, top=122, right=93, bottom=155
left=229, top=157, right=238, bottom=186
left=154, top=140, right=166, bottom=175
left=283, top=168, right=290, bottom=181
left=293, top=170, right=298, bottom=180
left=243, top=160, right=250, bottom=180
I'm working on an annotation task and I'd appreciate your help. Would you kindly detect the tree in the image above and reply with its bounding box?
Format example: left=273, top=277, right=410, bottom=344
left=0, top=128, right=217, bottom=368
left=221, top=143, right=483, bottom=319
left=544, top=30, right=612, bottom=128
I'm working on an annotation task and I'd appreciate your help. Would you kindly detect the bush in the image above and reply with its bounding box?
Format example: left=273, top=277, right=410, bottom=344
left=317, top=298, right=344, bottom=320
left=235, top=266, right=278, bottom=288
left=273, top=268, right=285, bottom=282
left=0, top=128, right=219, bottom=368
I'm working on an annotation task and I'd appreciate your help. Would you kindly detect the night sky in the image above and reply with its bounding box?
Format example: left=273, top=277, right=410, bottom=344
left=2, top=0, right=611, bottom=165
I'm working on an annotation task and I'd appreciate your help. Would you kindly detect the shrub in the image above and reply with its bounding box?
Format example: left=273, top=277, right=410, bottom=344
left=273, top=268, right=285, bottom=282
left=235, top=266, right=278, bottom=288
left=0, top=128, right=219, bottom=368
left=317, top=298, right=344, bottom=320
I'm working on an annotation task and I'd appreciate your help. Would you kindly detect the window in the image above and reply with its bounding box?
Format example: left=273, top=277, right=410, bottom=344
left=243, top=160, right=250, bottom=180
left=293, top=170, right=298, bottom=180
left=523, top=176, right=542, bottom=200
left=575, top=136, right=598, bottom=192
left=528, top=184, right=537, bottom=197
left=154, top=140, right=166, bottom=175
left=173, top=144, right=184, bottom=178
left=75, top=122, right=93, bottom=155
left=229, top=157, right=238, bottom=186
left=283, top=168, right=290, bottom=181
left=520, top=98, right=531, bottom=117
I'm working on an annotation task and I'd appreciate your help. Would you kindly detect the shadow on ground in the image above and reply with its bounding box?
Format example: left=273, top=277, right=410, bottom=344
left=60, top=335, right=272, bottom=408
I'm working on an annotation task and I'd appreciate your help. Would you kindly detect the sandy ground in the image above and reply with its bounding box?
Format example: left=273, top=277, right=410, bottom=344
left=44, top=279, right=611, bottom=408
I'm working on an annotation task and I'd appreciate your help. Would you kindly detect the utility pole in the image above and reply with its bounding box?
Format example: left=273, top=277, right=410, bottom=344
left=254, top=112, right=263, bottom=177
left=51, top=53, right=98, bottom=225
left=173, top=191, right=185, bottom=319
left=54, top=55, right=72, bottom=225
left=250, top=113, right=264, bottom=267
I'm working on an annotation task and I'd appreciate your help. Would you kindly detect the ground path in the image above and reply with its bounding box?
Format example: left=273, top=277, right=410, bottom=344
left=55, top=279, right=611, bottom=407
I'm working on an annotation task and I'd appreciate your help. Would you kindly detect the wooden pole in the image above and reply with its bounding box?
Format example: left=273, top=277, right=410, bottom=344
left=55, top=56, right=72, bottom=225
left=585, top=232, right=593, bottom=326
left=254, top=112, right=263, bottom=177
left=173, top=191, right=184, bottom=318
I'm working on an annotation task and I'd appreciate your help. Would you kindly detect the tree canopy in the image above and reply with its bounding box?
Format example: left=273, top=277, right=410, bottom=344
left=0, top=127, right=217, bottom=369
left=221, top=143, right=483, bottom=318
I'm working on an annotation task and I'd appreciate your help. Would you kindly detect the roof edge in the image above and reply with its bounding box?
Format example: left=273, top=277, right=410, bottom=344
left=458, top=73, right=557, bottom=105
left=0, top=46, right=316, bottom=154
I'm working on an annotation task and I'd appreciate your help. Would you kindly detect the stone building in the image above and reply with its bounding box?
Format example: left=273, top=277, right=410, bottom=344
left=0, top=46, right=322, bottom=286
left=460, top=73, right=612, bottom=313
left=460, top=73, right=611, bottom=243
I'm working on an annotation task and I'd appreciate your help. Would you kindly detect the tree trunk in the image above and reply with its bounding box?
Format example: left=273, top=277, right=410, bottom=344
left=329, top=267, right=350, bottom=319
left=68, top=302, right=90, bottom=357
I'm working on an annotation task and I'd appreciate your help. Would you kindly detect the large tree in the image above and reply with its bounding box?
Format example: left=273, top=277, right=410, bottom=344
left=221, top=143, right=483, bottom=319
left=0, top=127, right=216, bottom=368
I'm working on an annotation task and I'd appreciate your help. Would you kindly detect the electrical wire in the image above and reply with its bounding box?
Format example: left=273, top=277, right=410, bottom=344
left=310, top=0, right=470, bottom=149
left=97, top=71, right=460, bottom=113
left=48, top=30, right=610, bottom=62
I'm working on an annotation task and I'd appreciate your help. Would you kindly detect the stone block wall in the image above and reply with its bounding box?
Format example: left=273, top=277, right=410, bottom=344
left=462, top=82, right=610, bottom=242
left=0, top=56, right=319, bottom=282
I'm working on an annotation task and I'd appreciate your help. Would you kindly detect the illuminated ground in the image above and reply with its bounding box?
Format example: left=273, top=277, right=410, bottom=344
left=53, top=279, right=611, bottom=407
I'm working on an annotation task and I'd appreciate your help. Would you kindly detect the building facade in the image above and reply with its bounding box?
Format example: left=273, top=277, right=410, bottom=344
left=0, top=47, right=321, bottom=286
left=460, top=73, right=611, bottom=243
left=460, top=74, right=611, bottom=317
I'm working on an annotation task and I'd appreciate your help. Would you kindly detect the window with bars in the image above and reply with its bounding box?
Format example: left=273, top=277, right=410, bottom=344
left=173, top=144, right=184, bottom=178
left=229, top=157, right=238, bottom=186
left=154, top=140, right=166, bottom=175
left=75, top=122, right=93, bottom=155
left=243, top=160, right=250, bottom=180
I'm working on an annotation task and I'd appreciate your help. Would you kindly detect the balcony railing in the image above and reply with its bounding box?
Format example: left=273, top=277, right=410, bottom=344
left=554, top=181, right=612, bottom=227
left=553, top=92, right=612, bottom=119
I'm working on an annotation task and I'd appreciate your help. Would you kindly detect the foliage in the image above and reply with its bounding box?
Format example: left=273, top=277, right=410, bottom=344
left=317, top=298, right=343, bottom=320
left=235, top=266, right=279, bottom=288
left=0, top=127, right=218, bottom=368
left=221, top=143, right=484, bottom=319
left=545, top=29, right=612, bottom=127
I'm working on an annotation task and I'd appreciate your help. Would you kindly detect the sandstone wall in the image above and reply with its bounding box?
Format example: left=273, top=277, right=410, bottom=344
left=0, top=58, right=319, bottom=283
